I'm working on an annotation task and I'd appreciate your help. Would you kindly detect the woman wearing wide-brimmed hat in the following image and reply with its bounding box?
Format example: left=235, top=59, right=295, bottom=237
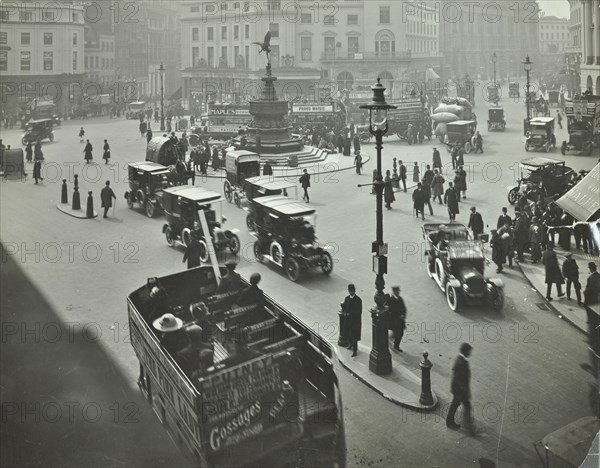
left=153, top=313, right=185, bottom=354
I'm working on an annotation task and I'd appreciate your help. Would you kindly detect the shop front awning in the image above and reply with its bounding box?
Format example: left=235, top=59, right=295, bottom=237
left=556, top=163, right=600, bottom=222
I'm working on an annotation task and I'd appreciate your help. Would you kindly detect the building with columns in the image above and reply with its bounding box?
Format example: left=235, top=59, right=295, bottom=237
left=578, top=0, right=599, bottom=93
left=0, top=0, right=86, bottom=116
left=179, top=0, right=442, bottom=110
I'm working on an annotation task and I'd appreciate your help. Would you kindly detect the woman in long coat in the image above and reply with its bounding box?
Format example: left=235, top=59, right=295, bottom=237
left=102, top=140, right=110, bottom=164
left=83, top=140, right=93, bottom=163
left=384, top=170, right=395, bottom=209
left=25, top=142, right=33, bottom=162
left=431, top=170, right=445, bottom=203
left=444, top=182, right=460, bottom=221
left=34, top=141, right=43, bottom=161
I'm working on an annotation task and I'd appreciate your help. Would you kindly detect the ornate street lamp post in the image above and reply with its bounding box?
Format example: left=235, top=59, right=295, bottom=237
left=523, top=55, right=533, bottom=135
left=159, top=62, right=165, bottom=132
left=360, top=79, right=397, bottom=376
left=492, top=52, right=497, bottom=84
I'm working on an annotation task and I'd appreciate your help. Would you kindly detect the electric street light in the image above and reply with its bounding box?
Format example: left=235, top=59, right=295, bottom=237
left=359, top=78, right=397, bottom=376
left=492, top=52, right=497, bottom=85
left=159, top=62, right=165, bottom=132
left=523, top=55, right=533, bottom=135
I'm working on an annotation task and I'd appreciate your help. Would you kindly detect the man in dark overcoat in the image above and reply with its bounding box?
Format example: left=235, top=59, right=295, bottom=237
left=353, top=134, right=360, bottom=154
left=100, top=180, right=116, bottom=218
left=83, top=140, right=93, bottom=163
left=446, top=343, right=475, bottom=435
left=444, top=182, right=460, bottom=222
left=513, top=211, right=529, bottom=263
left=497, top=207, right=512, bottom=229
left=387, top=286, right=406, bottom=351
left=542, top=242, right=565, bottom=301
left=399, top=160, right=407, bottom=192
left=341, top=284, right=362, bottom=357
left=562, top=253, right=582, bottom=304
left=412, top=182, right=426, bottom=220
left=432, top=147, right=442, bottom=171
left=468, top=207, right=484, bottom=239
left=33, top=160, right=43, bottom=184
left=182, top=231, right=202, bottom=269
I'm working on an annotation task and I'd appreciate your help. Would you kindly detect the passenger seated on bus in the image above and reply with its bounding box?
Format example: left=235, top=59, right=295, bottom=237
left=175, top=325, right=212, bottom=375
left=216, top=260, right=244, bottom=294
left=237, top=273, right=264, bottom=308
left=153, top=313, right=187, bottom=356
left=146, top=286, right=169, bottom=325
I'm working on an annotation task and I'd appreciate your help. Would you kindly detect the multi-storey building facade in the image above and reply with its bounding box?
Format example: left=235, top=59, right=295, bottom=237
left=578, top=0, right=599, bottom=93
left=84, top=24, right=116, bottom=93
left=180, top=0, right=442, bottom=107
left=440, top=1, right=541, bottom=81
left=539, top=16, right=570, bottom=55
left=0, top=0, right=86, bottom=115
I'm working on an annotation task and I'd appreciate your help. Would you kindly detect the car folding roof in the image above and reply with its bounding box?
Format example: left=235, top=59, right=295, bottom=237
left=163, top=186, right=222, bottom=203
left=253, top=195, right=316, bottom=216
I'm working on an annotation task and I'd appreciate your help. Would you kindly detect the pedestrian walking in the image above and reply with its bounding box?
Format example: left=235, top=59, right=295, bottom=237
left=468, top=207, right=484, bottom=239
left=432, top=147, right=442, bottom=171
left=490, top=229, right=505, bottom=273
left=25, top=142, right=33, bottom=163
left=444, top=182, right=460, bottom=222
left=343, top=135, right=352, bottom=156
left=33, top=160, right=43, bottom=184
left=446, top=343, right=475, bottom=436
left=146, top=128, right=153, bottom=143
left=412, top=162, right=420, bottom=183
left=562, top=253, right=582, bottom=305
left=353, top=134, right=360, bottom=154
left=451, top=144, right=458, bottom=169
left=341, top=284, right=362, bottom=357
left=513, top=211, right=529, bottom=263
left=399, top=160, right=407, bottom=192
left=299, top=169, right=311, bottom=203
left=454, top=169, right=465, bottom=200
left=100, top=180, right=116, bottom=218
left=422, top=179, right=433, bottom=216
left=384, top=170, right=395, bottom=209
left=529, top=217, right=543, bottom=263
left=34, top=141, right=44, bottom=161
left=354, top=152, right=363, bottom=175
left=431, top=170, right=445, bottom=204
left=83, top=140, right=93, bottom=163
left=78, top=127, right=85, bottom=142
left=542, top=242, right=565, bottom=301
left=102, top=140, right=111, bottom=164
left=474, top=131, right=484, bottom=153
left=556, top=110, right=563, bottom=129
left=423, top=165, right=434, bottom=187
left=413, top=182, right=426, bottom=220
left=387, top=286, right=407, bottom=352
left=457, top=147, right=465, bottom=168
left=584, top=262, right=600, bottom=309
left=182, top=231, right=202, bottom=269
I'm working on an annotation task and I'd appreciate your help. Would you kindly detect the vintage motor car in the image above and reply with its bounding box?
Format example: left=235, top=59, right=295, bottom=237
left=251, top=195, right=333, bottom=282
left=243, top=176, right=297, bottom=231
left=507, top=157, right=575, bottom=204
left=124, top=162, right=172, bottom=218
left=487, top=84, right=500, bottom=105
left=223, top=150, right=261, bottom=208
left=21, top=119, right=54, bottom=145
left=445, top=120, right=477, bottom=153
left=525, top=117, right=556, bottom=152
left=509, top=82, right=520, bottom=98
left=422, top=224, right=504, bottom=311
left=487, top=107, right=506, bottom=131
left=125, top=101, right=146, bottom=120
left=561, top=95, right=600, bottom=157
left=162, top=186, right=241, bottom=262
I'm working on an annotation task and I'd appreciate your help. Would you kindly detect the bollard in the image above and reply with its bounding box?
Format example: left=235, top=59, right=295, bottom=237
left=419, top=351, right=434, bottom=406
left=61, top=179, right=68, bottom=204
left=392, top=158, right=399, bottom=189
left=73, top=174, right=79, bottom=190
left=72, top=186, right=81, bottom=210
left=86, top=191, right=94, bottom=218
left=337, top=303, right=350, bottom=348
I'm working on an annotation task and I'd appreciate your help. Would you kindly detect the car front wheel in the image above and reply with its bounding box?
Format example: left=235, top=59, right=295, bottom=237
left=284, top=257, right=301, bottom=282
left=246, top=214, right=255, bottom=231
left=228, top=234, right=240, bottom=254
left=445, top=282, right=461, bottom=311
left=508, top=188, right=519, bottom=205
left=320, top=251, right=333, bottom=275
left=165, top=226, right=175, bottom=247
left=145, top=201, right=156, bottom=218
left=198, top=240, right=209, bottom=263
left=253, top=241, right=265, bottom=263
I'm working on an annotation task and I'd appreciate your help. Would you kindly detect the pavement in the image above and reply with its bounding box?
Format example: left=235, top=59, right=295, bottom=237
left=518, top=247, right=599, bottom=334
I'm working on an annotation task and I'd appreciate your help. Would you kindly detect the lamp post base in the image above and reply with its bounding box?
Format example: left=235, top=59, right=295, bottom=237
left=369, top=303, right=392, bottom=375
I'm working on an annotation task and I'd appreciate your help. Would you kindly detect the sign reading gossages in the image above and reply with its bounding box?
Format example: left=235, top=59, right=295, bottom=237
left=198, top=353, right=300, bottom=453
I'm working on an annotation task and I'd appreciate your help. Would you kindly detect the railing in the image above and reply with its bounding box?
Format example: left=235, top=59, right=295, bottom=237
left=320, top=51, right=411, bottom=61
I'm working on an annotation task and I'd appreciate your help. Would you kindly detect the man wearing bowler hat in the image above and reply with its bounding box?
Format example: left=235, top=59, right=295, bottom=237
left=387, top=286, right=407, bottom=352
left=341, top=284, right=362, bottom=357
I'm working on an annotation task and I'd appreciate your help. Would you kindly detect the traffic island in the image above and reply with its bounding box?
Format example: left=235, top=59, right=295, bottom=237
left=336, top=342, right=438, bottom=411
left=56, top=203, right=98, bottom=219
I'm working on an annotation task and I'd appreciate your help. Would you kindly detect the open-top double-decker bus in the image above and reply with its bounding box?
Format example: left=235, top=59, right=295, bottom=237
left=127, top=266, right=345, bottom=468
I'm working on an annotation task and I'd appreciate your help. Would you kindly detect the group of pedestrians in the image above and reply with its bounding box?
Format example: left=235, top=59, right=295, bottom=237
left=77, top=128, right=111, bottom=165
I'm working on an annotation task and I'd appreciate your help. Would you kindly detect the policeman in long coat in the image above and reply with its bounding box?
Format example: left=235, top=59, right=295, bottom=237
left=341, top=284, right=361, bottom=357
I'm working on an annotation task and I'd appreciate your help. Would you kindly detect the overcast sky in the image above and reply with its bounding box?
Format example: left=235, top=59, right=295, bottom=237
left=537, top=0, right=570, bottom=19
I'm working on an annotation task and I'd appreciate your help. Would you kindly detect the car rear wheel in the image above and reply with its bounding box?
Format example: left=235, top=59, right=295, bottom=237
left=544, top=142, right=550, bottom=153
left=165, top=226, right=175, bottom=247
left=136, top=189, right=145, bottom=207
left=489, top=286, right=504, bottom=311
left=285, top=257, right=301, bottom=282
left=223, top=181, right=233, bottom=203
left=253, top=241, right=265, bottom=263
left=198, top=240, right=209, bottom=263
left=320, top=251, right=333, bottom=275
left=228, top=234, right=240, bottom=254
left=234, top=191, right=241, bottom=208
left=145, top=201, right=156, bottom=218
left=246, top=214, right=255, bottom=231
left=182, top=228, right=192, bottom=248
left=445, top=282, right=461, bottom=311
left=464, top=141, right=472, bottom=154
left=508, top=188, right=519, bottom=205
left=524, top=142, right=530, bottom=152
left=426, top=257, right=435, bottom=278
